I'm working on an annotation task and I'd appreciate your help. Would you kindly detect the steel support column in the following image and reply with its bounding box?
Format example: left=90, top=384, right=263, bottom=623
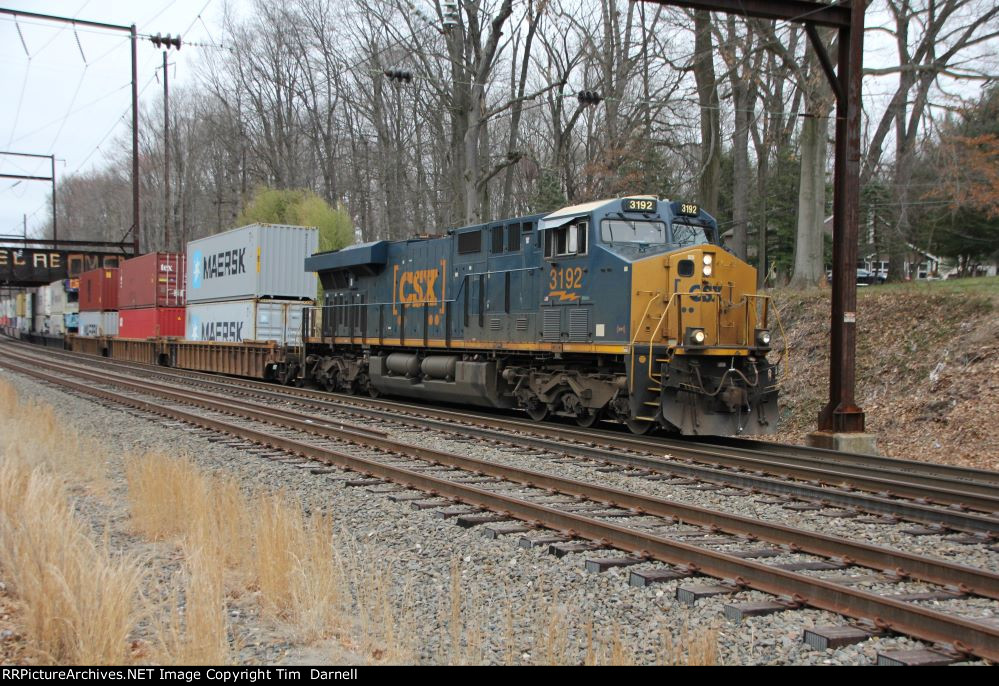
left=640, top=0, right=867, bottom=435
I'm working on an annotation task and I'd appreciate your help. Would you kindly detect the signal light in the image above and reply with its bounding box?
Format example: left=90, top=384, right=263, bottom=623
left=383, top=69, right=413, bottom=83
left=443, top=1, right=459, bottom=30
left=576, top=90, right=602, bottom=106
left=150, top=33, right=182, bottom=50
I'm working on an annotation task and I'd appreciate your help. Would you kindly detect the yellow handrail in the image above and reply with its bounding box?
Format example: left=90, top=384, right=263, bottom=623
left=646, top=292, right=682, bottom=386
left=628, top=291, right=661, bottom=393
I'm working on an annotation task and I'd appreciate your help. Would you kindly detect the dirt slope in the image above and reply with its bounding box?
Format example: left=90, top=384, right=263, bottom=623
left=767, top=278, right=998, bottom=470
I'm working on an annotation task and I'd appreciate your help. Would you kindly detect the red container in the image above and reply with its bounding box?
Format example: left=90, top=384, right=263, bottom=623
left=79, top=268, right=119, bottom=311
left=118, top=252, right=186, bottom=309
left=117, top=307, right=185, bottom=339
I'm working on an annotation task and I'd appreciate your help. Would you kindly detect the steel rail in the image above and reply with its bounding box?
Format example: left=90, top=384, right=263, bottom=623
left=6, top=353, right=999, bottom=601
left=7, top=358, right=998, bottom=661
left=16, top=339, right=998, bottom=489
left=6, top=343, right=999, bottom=533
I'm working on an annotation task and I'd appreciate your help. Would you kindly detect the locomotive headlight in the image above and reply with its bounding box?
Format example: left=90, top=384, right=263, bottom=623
left=702, top=254, right=713, bottom=265
left=685, top=327, right=706, bottom=347
left=702, top=264, right=713, bottom=277
left=755, top=329, right=772, bottom=348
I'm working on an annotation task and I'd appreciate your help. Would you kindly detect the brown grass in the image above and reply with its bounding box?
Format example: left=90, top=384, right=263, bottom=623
left=0, top=455, right=140, bottom=664
left=0, top=379, right=107, bottom=489
left=154, top=546, right=232, bottom=665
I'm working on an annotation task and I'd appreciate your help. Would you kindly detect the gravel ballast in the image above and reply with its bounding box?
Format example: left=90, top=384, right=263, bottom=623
left=0, top=365, right=991, bottom=665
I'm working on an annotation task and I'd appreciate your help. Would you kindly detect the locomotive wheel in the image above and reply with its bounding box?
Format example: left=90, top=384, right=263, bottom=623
left=525, top=399, right=548, bottom=422
left=367, top=384, right=381, bottom=398
left=575, top=409, right=599, bottom=428
left=625, top=417, right=654, bottom=435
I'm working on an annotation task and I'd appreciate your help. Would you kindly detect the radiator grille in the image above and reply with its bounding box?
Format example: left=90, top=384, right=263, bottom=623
left=542, top=308, right=561, bottom=341
left=568, top=308, right=589, bottom=341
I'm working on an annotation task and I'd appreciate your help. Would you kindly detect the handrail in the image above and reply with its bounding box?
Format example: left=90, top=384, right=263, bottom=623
left=645, top=291, right=682, bottom=387
left=628, top=291, right=661, bottom=393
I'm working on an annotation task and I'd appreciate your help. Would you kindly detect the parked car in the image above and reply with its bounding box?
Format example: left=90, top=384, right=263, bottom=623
left=825, top=268, right=884, bottom=285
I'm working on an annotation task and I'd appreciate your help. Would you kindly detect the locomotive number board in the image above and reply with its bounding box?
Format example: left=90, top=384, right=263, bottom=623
left=677, top=202, right=700, bottom=217
left=622, top=198, right=657, bottom=213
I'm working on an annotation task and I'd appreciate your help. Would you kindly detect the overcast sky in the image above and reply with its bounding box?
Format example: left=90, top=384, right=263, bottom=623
left=0, top=0, right=234, bottom=238
left=0, top=1, right=981, bottom=240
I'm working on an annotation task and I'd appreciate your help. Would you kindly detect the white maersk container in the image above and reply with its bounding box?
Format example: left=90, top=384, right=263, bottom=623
left=78, top=311, right=119, bottom=337
left=185, top=299, right=310, bottom=346
left=187, top=224, right=318, bottom=304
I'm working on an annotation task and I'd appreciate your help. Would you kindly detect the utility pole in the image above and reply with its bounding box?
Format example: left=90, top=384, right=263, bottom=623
left=151, top=33, right=181, bottom=252
left=163, top=50, right=170, bottom=250
left=0, top=8, right=177, bottom=257
left=0, top=150, right=57, bottom=245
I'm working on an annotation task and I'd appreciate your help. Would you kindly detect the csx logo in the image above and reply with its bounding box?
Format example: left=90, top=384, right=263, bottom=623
left=688, top=284, right=722, bottom=302
left=398, top=268, right=439, bottom=304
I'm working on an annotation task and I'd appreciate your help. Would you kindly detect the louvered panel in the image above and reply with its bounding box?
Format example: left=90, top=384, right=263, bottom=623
left=515, top=317, right=528, bottom=332
left=489, top=317, right=502, bottom=331
left=568, top=308, right=589, bottom=341
left=542, top=308, right=561, bottom=341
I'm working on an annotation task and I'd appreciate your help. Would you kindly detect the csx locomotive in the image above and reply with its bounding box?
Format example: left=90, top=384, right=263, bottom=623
left=301, top=197, right=779, bottom=435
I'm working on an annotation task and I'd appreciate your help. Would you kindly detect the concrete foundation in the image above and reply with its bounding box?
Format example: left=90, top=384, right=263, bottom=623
left=805, top=431, right=878, bottom=455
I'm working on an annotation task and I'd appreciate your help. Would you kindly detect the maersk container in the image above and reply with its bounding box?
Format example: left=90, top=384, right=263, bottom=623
left=118, top=307, right=185, bottom=339
left=79, top=268, right=119, bottom=311
left=185, top=299, right=310, bottom=345
left=186, top=224, right=318, bottom=304
left=78, top=311, right=118, bottom=337
left=119, top=252, right=186, bottom=309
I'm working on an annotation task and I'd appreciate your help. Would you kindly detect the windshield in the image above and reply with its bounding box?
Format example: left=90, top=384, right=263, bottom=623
left=671, top=222, right=711, bottom=248
left=600, top=219, right=668, bottom=244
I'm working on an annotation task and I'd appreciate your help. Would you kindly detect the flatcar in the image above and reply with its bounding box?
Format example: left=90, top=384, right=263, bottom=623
left=299, top=196, right=780, bottom=436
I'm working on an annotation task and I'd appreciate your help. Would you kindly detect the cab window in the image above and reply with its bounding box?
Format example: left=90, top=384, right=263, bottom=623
left=600, top=219, right=668, bottom=244
left=670, top=222, right=711, bottom=248
left=544, top=221, right=588, bottom=258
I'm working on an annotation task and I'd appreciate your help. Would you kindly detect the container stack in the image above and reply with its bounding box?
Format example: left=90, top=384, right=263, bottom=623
left=37, top=280, right=68, bottom=335
left=118, top=252, right=186, bottom=338
left=64, top=278, right=79, bottom=333
left=185, top=224, right=317, bottom=345
left=78, top=267, right=120, bottom=337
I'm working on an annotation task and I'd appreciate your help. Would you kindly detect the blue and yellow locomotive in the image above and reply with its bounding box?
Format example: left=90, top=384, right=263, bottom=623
left=301, top=197, right=778, bottom=435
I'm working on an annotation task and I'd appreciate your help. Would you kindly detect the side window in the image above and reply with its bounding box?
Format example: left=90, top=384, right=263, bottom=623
left=507, top=223, right=521, bottom=252
left=490, top=225, right=504, bottom=254
left=544, top=221, right=588, bottom=259
left=458, top=230, right=481, bottom=255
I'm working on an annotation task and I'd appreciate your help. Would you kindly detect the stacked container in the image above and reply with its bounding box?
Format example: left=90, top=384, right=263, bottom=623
left=79, top=267, right=120, bottom=337
left=185, top=224, right=317, bottom=345
left=37, top=281, right=68, bottom=335
left=118, top=252, right=186, bottom=338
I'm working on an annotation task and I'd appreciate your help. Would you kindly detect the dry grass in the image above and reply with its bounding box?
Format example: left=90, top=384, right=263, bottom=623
left=0, top=454, right=141, bottom=664
left=0, top=379, right=106, bottom=489
left=154, top=546, right=232, bottom=665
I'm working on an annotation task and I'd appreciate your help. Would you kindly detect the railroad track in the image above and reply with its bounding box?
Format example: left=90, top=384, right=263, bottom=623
left=5, top=340, right=999, bottom=535
left=1, top=342, right=998, bottom=663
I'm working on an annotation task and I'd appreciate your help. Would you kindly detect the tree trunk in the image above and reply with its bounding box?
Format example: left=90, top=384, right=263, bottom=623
left=790, top=113, right=829, bottom=288
left=693, top=11, right=721, bottom=215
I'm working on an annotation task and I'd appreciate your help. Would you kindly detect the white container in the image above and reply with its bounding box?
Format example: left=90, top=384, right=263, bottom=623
left=187, top=224, right=318, bottom=304
left=185, top=299, right=310, bottom=345
left=42, top=281, right=67, bottom=316
left=78, top=311, right=119, bottom=337
left=47, top=314, right=65, bottom=335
